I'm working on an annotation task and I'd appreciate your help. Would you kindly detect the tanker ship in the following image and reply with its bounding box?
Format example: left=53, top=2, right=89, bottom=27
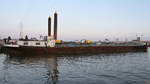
left=1, top=12, right=148, bottom=55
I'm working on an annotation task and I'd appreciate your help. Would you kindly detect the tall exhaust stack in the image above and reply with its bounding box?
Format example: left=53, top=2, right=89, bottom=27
left=54, top=11, right=58, bottom=40
left=48, top=16, right=51, bottom=37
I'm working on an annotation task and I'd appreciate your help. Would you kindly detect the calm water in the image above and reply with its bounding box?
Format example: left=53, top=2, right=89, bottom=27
left=0, top=48, right=150, bottom=84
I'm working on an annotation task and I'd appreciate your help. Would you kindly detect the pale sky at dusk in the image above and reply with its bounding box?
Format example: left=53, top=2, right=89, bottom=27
left=0, top=0, right=150, bottom=41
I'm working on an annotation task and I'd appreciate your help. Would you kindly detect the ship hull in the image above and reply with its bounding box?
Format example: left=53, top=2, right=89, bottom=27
left=1, top=46, right=148, bottom=55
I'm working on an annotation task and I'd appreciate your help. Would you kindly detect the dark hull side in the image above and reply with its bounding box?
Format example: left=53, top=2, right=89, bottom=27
left=1, top=46, right=148, bottom=55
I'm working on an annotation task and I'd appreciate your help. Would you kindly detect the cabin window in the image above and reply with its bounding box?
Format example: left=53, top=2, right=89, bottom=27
left=24, top=42, right=28, bottom=45
left=36, top=43, right=40, bottom=45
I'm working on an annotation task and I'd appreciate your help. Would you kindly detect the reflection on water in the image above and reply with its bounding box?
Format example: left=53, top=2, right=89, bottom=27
left=45, top=56, right=58, bottom=84
left=0, top=48, right=150, bottom=84
left=0, top=54, right=58, bottom=84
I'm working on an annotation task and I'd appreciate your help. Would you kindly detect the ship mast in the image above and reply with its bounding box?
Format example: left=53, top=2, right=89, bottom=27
left=19, top=22, right=23, bottom=39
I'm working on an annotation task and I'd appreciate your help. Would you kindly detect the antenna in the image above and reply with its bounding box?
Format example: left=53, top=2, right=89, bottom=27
left=19, top=22, right=23, bottom=39
left=141, top=34, right=143, bottom=41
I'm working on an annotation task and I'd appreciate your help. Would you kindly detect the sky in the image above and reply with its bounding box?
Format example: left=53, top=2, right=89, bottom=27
left=0, top=0, right=150, bottom=41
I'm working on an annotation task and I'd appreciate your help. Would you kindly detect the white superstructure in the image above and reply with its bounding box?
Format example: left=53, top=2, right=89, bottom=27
left=4, top=36, right=56, bottom=48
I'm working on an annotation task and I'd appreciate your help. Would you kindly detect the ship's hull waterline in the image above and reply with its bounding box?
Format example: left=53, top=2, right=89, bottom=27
left=1, top=46, right=148, bottom=55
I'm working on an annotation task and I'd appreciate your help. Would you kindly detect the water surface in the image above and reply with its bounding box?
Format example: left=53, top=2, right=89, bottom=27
left=0, top=48, right=150, bottom=84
